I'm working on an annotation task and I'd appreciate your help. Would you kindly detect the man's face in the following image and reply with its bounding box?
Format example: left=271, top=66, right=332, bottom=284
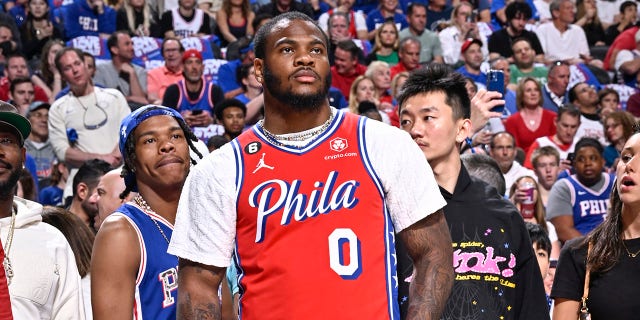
left=115, top=33, right=135, bottom=61
left=509, top=13, right=528, bottom=33
left=492, top=59, right=511, bottom=85
left=489, top=133, right=516, bottom=173
left=533, top=243, right=550, bottom=280
left=6, top=57, right=29, bottom=80
left=399, top=91, right=466, bottom=164
left=242, top=65, right=261, bottom=89
left=407, top=6, right=427, bottom=32
left=133, top=115, right=191, bottom=191
left=183, top=57, right=203, bottom=83
left=27, top=108, right=48, bottom=139
left=0, top=27, right=12, bottom=43
left=339, top=0, right=355, bottom=9
left=84, top=55, right=96, bottom=78
left=255, top=18, right=331, bottom=112
left=399, top=41, right=420, bottom=70
left=179, top=0, right=196, bottom=9
left=534, top=154, right=559, bottom=190
left=221, top=106, right=245, bottom=138
left=623, top=5, right=637, bottom=22
left=59, top=51, right=89, bottom=88
left=163, top=40, right=183, bottom=69
left=556, top=1, right=576, bottom=24
left=81, top=183, right=99, bottom=220
left=91, top=171, right=126, bottom=231
left=462, top=43, right=483, bottom=71
left=512, top=40, right=534, bottom=68
left=0, top=125, right=24, bottom=198
left=547, top=65, right=570, bottom=94
left=329, top=15, right=349, bottom=39
left=556, top=113, right=580, bottom=145
left=572, top=83, right=599, bottom=108
left=10, top=82, right=34, bottom=108
left=574, top=145, right=604, bottom=185
left=333, top=47, right=357, bottom=75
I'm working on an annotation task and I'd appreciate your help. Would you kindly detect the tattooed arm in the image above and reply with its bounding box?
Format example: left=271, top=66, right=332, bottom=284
left=177, top=258, right=226, bottom=320
left=399, top=210, right=454, bottom=320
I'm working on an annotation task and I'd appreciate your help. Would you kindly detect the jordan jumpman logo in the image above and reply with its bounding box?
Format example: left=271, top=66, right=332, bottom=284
left=253, top=153, right=275, bottom=173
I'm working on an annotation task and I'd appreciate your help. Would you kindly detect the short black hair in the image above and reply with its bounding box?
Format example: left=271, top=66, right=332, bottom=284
left=506, top=1, right=532, bottom=21
left=72, top=159, right=112, bottom=197
left=357, top=101, right=377, bottom=114
left=336, top=40, right=361, bottom=60
left=406, top=2, right=427, bottom=15
left=619, top=0, right=636, bottom=13
left=206, top=135, right=229, bottom=150
left=215, top=98, right=247, bottom=120
left=461, top=153, right=506, bottom=195
left=526, top=222, right=551, bottom=256
left=397, top=63, right=470, bottom=120
left=9, top=77, right=32, bottom=94
left=254, top=11, right=328, bottom=60
left=106, top=30, right=132, bottom=56
left=237, top=63, right=254, bottom=91
left=253, top=13, right=273, bottom=32
left=574, top=136, right=604, bottom=156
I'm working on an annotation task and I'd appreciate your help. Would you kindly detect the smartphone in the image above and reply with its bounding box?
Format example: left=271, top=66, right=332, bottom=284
left=486, top=70, right=505, bottom=113
left=192, top=109, right=203, bottom=115
left=567, top=152, right=576, bottom=166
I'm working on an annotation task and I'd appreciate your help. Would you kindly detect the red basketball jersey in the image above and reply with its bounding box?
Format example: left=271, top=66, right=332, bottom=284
left=232, top=112, right=399, bottom=319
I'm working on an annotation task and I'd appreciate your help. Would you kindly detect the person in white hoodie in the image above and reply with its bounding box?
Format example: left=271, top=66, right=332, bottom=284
left=0, top=101, right=85, bottom=319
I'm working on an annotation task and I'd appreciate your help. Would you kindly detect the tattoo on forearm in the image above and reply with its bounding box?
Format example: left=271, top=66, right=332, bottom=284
left=179, top=293, right=221, bottom=320
left=403, top=211, right=454, bottom=320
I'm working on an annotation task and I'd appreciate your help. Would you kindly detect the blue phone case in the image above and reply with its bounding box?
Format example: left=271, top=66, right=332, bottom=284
left=486, top=70, right=504, bottom=113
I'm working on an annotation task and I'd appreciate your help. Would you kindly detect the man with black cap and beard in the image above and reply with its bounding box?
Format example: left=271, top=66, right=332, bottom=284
left=0, top=101, right=84, bottom=318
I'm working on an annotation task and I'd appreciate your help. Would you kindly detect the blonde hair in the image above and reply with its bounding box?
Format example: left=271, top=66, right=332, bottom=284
left=348, top=75, right=377, bottom=114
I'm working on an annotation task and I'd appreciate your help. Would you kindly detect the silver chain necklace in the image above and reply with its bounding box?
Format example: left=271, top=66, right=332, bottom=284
left=257, top=111, right=335, bottom=146
left=3, top=206, right=16, bottom=285
left=133, top=195, right=170, bottom=244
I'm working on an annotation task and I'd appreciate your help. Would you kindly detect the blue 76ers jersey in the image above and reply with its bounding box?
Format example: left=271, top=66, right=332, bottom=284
left=564, top=173, right=613, bottom=235
left=113, top=203, right=178, bottom=320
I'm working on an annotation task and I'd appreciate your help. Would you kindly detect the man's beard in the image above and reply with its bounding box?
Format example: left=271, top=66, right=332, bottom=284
left=263, top=64, right=331, bottom=112
left=0, top=164, right=21, bottom=200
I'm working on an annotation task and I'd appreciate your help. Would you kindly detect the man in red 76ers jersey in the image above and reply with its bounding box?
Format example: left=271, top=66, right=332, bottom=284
left=169, top=12, right=454, bottom=320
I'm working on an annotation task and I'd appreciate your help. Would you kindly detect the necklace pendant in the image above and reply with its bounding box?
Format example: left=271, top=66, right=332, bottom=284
left=631, top=253, right=637, bottom=258
left=3, top=257, right=13, bottom=285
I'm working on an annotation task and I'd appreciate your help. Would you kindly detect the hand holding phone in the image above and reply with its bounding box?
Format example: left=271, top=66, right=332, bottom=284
left=486, top=70, right=505, bottom=113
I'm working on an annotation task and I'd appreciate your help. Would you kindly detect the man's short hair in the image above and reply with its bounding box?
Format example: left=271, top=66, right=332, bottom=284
left=336, top=40, right=361, bottom=60
left=568, top=82, right=589, bottom=103
left=161, top=37, right=185, bottom=56
left=206, top=135, right=229, bottom=150
left=550, top=0, right=571, bottom=14
left=106, top=31, right=131, bottom=55
left=489, top=131, right=516, bottom=148
left=214, top=98, right=247, bottom=120
left=506, top=1, right=533, bottom=21
left=237, top=63, right=253, bottom=91
left=461, top=153, right=507, bottom=195
left=531, top=146, right=560, bottom=168
left=398, top=64, right=469, bottom=119
left=557, top=104, right=581, bottom=121
left=6, top=54, right=27, bottom=66
left=328, top=11, right=350, bottom=30
left=526, top=222, right=551, bottom=256
left=72, top=159, right=112, bottom=197
left=398, top=36, right=420, bottom=53
left=406, top=2, right=427, bottom=15
left=620, top=0, right=637, bottom=13
left=574, top=137, right=604, bottom=156
left=9, top=77, right=32, bottom=94
left=511, top=37, right=532, bottom=50
left=54, top=47, right=85, bottom=74
left=254, top=11, right=327, bottom=60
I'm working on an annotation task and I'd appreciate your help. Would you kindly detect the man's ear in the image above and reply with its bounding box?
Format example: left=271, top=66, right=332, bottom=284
left=253, top=59, right=264, bottom=84
left=77, top=182, right=89, bottom=201
left=455, top=118, right=472, bottom=145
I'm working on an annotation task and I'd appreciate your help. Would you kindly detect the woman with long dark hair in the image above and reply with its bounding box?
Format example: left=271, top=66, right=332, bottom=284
left=552, top=128, right=640, bottom=319
left=19, top=0, right=62, bottom=61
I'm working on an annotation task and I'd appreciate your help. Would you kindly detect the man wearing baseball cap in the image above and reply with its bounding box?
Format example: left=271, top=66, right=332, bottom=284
left=24, top=101, right=55, bottom=187
left=162, top=48, right=224, bottom=137
left=0, top=102, right=85, bottom=319
left=91, top=104, right=204, bottom=319
left=456, top=38, right=487, bottom=89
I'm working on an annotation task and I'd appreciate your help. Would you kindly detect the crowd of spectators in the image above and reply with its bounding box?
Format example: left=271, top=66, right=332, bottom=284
left=3, top=0, right=640, bottom=317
